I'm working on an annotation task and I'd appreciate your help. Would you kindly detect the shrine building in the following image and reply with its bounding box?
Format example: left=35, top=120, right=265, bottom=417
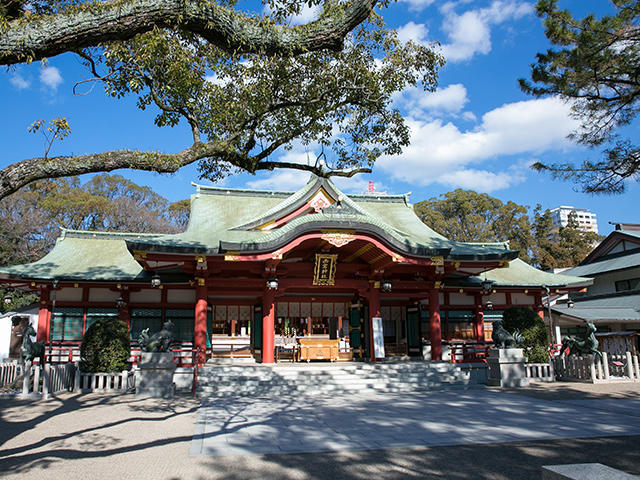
left=0, top=176, right=591, bottom=364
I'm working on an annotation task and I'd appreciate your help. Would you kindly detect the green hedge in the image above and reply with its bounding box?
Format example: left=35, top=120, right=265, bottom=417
left=502, top=307, right=549, bottom=363
left=80, top=318, right=130, bottom=373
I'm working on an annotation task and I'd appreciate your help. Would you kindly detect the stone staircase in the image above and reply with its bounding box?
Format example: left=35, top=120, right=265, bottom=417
left=196, top=361, right=488, bottom=398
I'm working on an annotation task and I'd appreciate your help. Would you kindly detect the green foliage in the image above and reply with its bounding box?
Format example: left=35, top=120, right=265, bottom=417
left=96, top=12, right=443, bottom=181
left=0, top=287, right=37, bottom=314
left=414, top=190, right=601, bottom=270
left=80, top=318, right=130, bottom=373
left=502, top=307, right=549, bottom=363
left=531, top=208, right=601, bottom=270
left=521, top=0, right=640, bottom=194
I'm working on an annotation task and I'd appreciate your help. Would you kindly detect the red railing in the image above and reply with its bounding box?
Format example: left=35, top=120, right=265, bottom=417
left=449, top=343, right=491, bottom=363
left=43, top=342, right=204, bottom=367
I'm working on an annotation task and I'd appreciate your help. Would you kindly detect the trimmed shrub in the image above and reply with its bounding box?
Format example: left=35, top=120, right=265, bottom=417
left=80, top=318, right=130, bottom=372
left=502, top=307, right=549, bottom=363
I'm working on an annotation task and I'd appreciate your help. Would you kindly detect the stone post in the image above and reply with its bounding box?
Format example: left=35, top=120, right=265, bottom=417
left=136, top=352, right=176, bottom=398
left=487, top=348, right=530, bottom=387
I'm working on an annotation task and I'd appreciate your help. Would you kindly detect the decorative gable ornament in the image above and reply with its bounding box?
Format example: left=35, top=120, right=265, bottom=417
left=321, top=232, right=356, bottom=248
left=308, top=189, right=333, bottom=213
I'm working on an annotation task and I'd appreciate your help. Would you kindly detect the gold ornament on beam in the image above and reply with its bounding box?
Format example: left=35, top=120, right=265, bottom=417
left=313, top=254, right=338, bottom=286
left=321, top=232, right=356, bottom=248
left=430, top=256, right=444, bottom=266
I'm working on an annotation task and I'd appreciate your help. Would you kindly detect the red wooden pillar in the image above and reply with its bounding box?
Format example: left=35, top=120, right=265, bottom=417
left=474, top=294, right=484, bottom=342
left=429, top=289, right=442, bottom=361
left=118, top=291, right=130, bottom=328
left=36, top=288, right=50, bottom=342
left=194, top=281, right=208, bottom=365
left=262, top=289, right=276, bottom=364
left=534, top=294, right=544, bottom=321
left=368, top=284, right=381, bottom=362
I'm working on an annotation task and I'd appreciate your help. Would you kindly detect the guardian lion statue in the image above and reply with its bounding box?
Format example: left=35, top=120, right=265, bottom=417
left=492, top=320, right=524, bottom=349
left=138, top=320, right=175, bottom=352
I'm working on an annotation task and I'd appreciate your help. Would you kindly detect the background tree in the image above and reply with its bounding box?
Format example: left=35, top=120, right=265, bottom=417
left=521, top=0, right=640, bottom=194
left=0, top=174, right=189, bottom=311
left=414, top=189, right=533, bottom=262
left=0, top=2, right=443, bottom=199
left=414, top=189, right=601, bottom=269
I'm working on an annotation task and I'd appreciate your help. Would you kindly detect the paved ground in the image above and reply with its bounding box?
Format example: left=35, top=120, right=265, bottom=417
left=1, top=382, right=639, bottom=479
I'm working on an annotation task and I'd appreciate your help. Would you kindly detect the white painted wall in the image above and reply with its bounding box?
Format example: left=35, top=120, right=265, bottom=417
left=0, top=307, right=39, bottom=362
left=589, top=267, right=640, bottom=295
left=167, top=289, right=196, bottom=304
left=449, top=293, right=475, bottom=305
left=511, top=293, right=533, bottom=305
left=130, top=289, right=162, bottom=303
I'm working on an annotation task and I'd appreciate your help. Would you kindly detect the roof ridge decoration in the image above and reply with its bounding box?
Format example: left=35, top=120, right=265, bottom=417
left=61, top=228, right=165, bottom=241
left=229, top=175, right=374, bottom=232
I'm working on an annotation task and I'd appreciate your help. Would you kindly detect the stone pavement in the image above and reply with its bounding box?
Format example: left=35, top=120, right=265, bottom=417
left=190, top=388, right=640, bottom=457
left=0, top=382, right=639, bottom=480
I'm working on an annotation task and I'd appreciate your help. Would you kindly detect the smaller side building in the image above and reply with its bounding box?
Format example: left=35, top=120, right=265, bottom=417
left=552, top=223, right=640, bottom=354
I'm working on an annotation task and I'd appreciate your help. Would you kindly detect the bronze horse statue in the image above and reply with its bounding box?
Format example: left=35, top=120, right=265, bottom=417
left=20, top=324, right=45, bottom=367
left=560, top=321, right=602, bottom=359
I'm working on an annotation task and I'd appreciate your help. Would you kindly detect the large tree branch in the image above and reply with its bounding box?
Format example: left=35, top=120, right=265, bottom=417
left=0, top=138, right=371, bottom=199
left=0, top=0, right=377, bottom=65
left=254, top=161, right=371, bottom=178
left=0, top=141, right=226, bottom=198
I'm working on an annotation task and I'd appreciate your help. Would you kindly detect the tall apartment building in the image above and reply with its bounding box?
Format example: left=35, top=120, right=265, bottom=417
left=549, top=206, right=599, bottom=234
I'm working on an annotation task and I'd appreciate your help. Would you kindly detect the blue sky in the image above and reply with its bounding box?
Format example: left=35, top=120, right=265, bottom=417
left=0, top=0, right=634, bottom=236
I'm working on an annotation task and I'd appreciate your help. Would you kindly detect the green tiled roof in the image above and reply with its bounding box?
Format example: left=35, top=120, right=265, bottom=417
left=127, top=175, right=518, bottom=260
left=484, top=259, right=592, bottom=288
left=0, top=175, right=524, bottom=281
left=0, top=230, right=154, bottom=281
left=445, top=259, right=592, bottom=289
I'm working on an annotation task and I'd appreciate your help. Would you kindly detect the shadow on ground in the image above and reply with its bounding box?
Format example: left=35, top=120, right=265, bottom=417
left=195, top=435, right=640, bottom=480
left=1, top=384, right=639, bottom=480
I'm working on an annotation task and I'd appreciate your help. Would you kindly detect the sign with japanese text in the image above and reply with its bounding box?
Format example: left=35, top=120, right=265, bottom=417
left=313, top=254, right=338, bottom=286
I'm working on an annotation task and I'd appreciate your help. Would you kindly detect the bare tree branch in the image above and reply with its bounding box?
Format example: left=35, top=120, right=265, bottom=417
left=0, top=0, right=378, bottom=65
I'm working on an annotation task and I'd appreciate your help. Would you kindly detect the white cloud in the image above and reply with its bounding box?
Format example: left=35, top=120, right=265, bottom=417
left=377, top=96, right=578, bottom=191
left=247, top=170, right=310, bottom=191
left=205, top=73, right=226, bottom=87
left=9, top=73, right=30, bottom=90
left=462, top=111, right=477, bottom=121
left=414, top=83, right=469, bottom=113
left=438, top=1, right=533, bottom=62
left=438, top=168, right=524, bottom=192
left=39, top=66, right=63, bottom=91
left=332, top=176, right=393, bottom=195
left=398, top=0, right=435, bottom=12
left=396, top=22, right=430, bottom=44
left=263, top=3, right=320, bottom=25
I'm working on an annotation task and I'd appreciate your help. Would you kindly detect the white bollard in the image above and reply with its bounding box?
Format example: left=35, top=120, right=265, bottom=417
left=602, top=352, right=610, bottom=380
left=626, top=352, right=634, bottom=379
left=22, top=361, right=31, bottom=394
left=43, top=364, right=50, bottom=399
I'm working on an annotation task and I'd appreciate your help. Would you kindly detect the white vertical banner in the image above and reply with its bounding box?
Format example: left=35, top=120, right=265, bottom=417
left=372, top=317, right=385, bottom=359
